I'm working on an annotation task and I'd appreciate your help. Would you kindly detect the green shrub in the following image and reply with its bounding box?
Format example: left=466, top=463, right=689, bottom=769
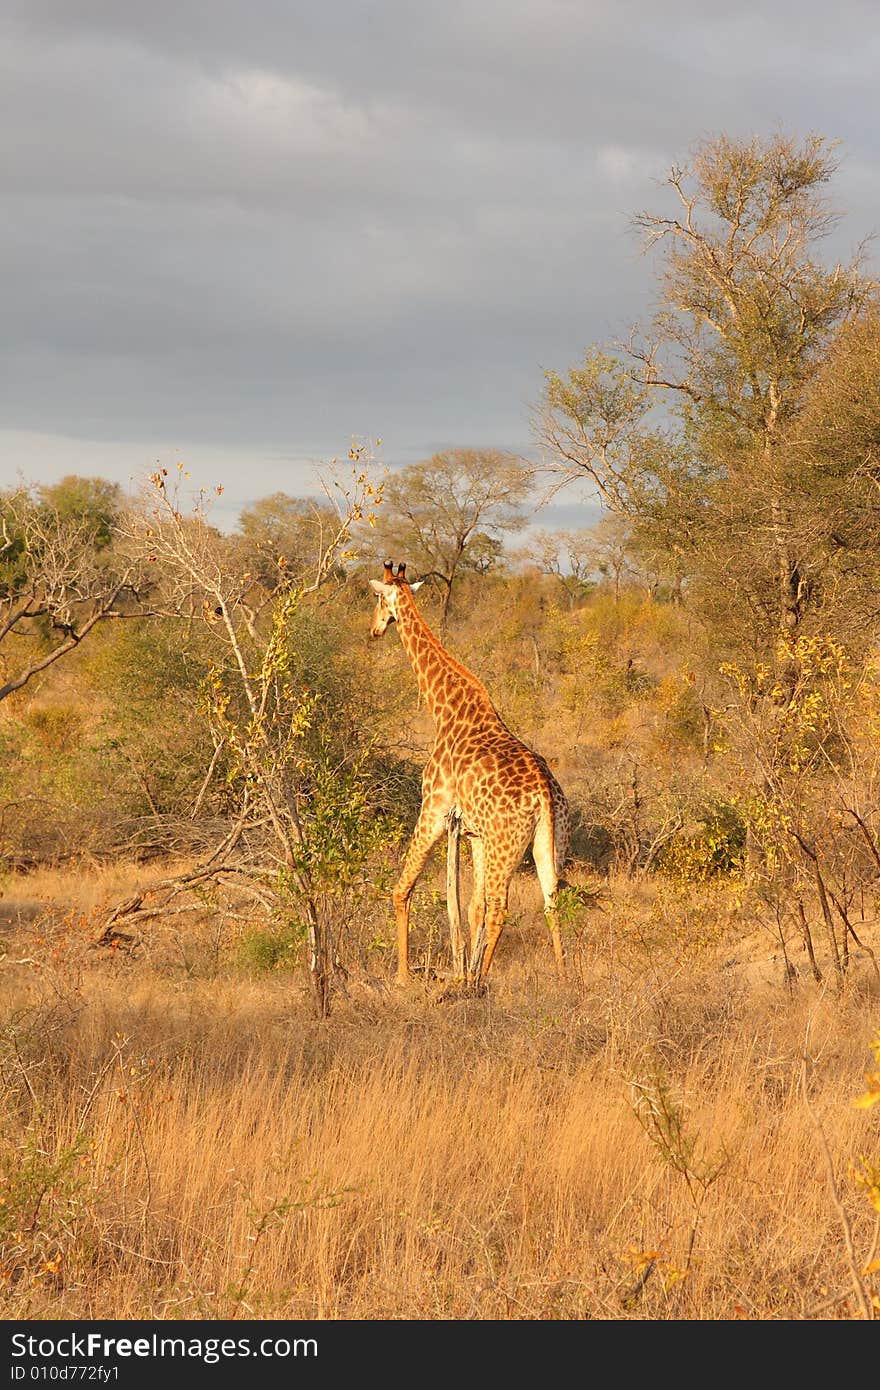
left=656, top=800, right=746, bottom=882
left=236, top=924, right=304, bottom=974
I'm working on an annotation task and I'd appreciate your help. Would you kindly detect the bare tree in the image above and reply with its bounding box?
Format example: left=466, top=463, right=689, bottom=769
left=107, top=461, right=382, bottom=1017
left=537, top=349, right=655, bottom=514
left=234, top=491, right=349, bottom=594
left=526, top=519, right=643, bottom=605
left=0, top=487, right=140, bottom=704
left=523, top=527, right=597, bottom=607
left=587, top=516, right=635, bottom=604
left=368, top=449, right=531, bottom=627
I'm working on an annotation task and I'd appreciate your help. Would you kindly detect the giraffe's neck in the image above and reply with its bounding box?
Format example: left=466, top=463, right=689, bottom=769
left=394, top=588, right=494, bottom=729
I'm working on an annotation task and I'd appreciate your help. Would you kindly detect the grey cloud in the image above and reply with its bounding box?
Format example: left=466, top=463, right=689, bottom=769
left=0, top=1, right=877, bottom=512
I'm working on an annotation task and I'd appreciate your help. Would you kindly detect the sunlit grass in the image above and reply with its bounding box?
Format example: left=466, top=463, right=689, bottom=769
left=1, top=865, right=878, bottom=1319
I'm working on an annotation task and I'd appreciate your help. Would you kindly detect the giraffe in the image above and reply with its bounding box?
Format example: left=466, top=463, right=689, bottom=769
left=369, top=560, right=570, bottom=986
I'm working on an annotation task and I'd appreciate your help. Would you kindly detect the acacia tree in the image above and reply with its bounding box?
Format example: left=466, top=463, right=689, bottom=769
left=780, top=306, right=880, bottom=641
left=235, top=491, right=345, bottom=593
left=38, top=475, right=123, bottom=549
left=634, top=133, right=872, bottom=638
left=0, top=485, right=139, bottom=704
left=369, top=449, right=531, bottom=626
left=539, top=133, right=875, bottom=655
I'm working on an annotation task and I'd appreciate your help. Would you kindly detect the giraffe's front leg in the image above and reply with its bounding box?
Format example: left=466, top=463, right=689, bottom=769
left=392, top=794, right=451, bottom=984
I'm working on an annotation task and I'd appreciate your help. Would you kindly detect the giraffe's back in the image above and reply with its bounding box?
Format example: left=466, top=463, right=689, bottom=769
left=449, top=719, right=567, bottom=858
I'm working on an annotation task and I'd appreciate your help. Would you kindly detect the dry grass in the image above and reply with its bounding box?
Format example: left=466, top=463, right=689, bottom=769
left=1, top=864, right=879, bottom=1320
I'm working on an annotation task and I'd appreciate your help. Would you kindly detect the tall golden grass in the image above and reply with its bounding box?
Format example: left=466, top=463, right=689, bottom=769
left=1, top=864, right=878, bottom=1319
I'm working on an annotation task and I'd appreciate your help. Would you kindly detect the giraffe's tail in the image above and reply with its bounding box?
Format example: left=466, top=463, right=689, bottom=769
left=535, top=780, right=569, bottom=883
left=532, top=755, right=569, bottom=879
left=534, top=785, right=567, bottom=978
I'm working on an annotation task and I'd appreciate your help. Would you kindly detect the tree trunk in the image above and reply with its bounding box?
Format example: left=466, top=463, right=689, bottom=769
left=767, top=425, right=803, bottom=695
left=765, top=423, right=802, bottom=641
left=306, top=902, right=332, bottom=1018
left=775, top=535, right=802, bottom=637
left=439, top=577, right=453, bottom=632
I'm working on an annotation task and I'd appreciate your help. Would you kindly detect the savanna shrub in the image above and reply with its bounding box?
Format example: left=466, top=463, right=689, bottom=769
left=656, top=799, right=746, bottom=883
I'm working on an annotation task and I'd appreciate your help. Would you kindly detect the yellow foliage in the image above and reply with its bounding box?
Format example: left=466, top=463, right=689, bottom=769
left=852, top=1158, right=880, bottom=1214
left=853, top=1034, right=880, bottom=1110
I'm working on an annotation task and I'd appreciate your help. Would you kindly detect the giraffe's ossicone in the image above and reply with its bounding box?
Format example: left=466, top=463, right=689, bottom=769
left=369, top=560, right=571, bottom=986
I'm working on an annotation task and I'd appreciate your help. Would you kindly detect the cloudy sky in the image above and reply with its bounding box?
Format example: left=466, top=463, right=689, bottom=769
left=1, top=1, right=877, bottom=524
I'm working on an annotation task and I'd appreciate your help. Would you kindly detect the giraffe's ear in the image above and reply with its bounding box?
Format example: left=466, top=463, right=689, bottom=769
left=369, top=579, right=396, bottom=599
left=409, top=580, right=424, bottom=593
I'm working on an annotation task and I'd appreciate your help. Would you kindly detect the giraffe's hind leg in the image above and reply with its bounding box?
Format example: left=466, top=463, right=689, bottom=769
left=474, top=892, right=507, bottom=983
left=471, top=833, right=531, bottom=984
left=446, top=810, right=466, bottom=979
left=467, top=835, right=486, bottom=973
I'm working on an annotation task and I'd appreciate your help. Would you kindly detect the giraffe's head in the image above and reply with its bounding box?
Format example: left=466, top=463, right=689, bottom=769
left=369, top=560, right=422, bottom=637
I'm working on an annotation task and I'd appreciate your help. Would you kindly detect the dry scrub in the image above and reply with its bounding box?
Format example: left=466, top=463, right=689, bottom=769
left=1, top=864, right=878, bottom=1320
